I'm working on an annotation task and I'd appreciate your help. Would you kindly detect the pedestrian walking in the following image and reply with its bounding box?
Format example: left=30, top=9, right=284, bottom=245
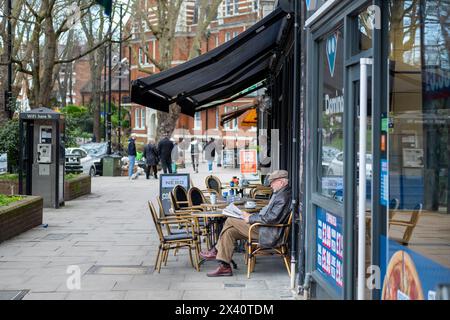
left=158, top=135, right=174, bottom=174
left=204, top=138, right=216, bottom=173
left=143, top=139, right=159, bottom=179
left=190, top=137, right=201, bottom=173
left=127, top=134, right=137, bottom=179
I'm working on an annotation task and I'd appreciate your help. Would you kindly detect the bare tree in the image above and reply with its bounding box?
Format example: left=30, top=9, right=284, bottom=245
left=131, top=0, right=221, bottom=140
left=188, top=0, right=222, bottom=59
left=0, top=0, right=113, bottom=110
left=0, top=0, right=28, bottom=124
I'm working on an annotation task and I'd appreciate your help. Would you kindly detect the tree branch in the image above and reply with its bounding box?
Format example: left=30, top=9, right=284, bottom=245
left=55, top=37, right=110, bottom=64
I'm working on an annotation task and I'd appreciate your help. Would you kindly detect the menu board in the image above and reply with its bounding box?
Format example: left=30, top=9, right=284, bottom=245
left=316, top=207, right=344, bottom=294
left=159, top=174, right=190, bottom=215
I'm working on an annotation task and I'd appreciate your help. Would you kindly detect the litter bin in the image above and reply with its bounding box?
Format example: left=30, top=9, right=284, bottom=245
left=102, top=155, right=121, bottom=176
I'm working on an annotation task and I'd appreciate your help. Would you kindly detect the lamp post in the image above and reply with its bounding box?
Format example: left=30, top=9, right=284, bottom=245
left=6, top=0, right=12, bottom=118
left=118, top=4, right=123, bottom=152
left=204, top=29, right=211, bottom=142
left=107, top=13, right=112, bottom=155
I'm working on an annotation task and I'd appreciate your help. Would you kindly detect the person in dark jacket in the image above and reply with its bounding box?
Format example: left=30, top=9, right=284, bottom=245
left=158, top=135, right=174, bottom=174
left=127, top=134, right=137, bottom=179
left=200, top=170, right=292, bottom=277
left=143, top=139, right=159, bottom=179
left=204, top=138, right=216, bottom=173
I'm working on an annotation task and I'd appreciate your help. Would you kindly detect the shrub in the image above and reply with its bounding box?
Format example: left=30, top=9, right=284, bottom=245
left=0, top=119, right=19, bottom=173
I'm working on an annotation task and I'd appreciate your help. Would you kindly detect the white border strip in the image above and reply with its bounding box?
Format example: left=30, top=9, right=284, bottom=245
left=305, top=0, right=340, bottom=28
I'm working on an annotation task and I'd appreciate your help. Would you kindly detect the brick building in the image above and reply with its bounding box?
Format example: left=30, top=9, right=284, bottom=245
left=127, top=0, right=276, bottom=158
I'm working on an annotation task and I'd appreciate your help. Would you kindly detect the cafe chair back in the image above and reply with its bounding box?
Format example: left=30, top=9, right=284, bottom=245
left=389, top=203, right=423, bottom=246
left=173, top=185, right=189, bottom=208
left=246, top=211, right=293, bottom=278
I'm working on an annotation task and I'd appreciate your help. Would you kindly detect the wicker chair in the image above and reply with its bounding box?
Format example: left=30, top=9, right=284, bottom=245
left=173, top=185, right=190, bottom=209
left=205, top=175, right=229, bottom=199
left=250, top=186, right=273, bottom=199
left=246, top=212, right=293, bottom=278
left=148, top=201, right=199, bottom=272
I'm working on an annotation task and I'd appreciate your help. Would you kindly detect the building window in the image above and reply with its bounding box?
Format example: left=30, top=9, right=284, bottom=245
left=194, top=112, right=202, bottom=129
left=226, top=0, right=232, bottom=15
left=384, top=0, right=450, bottom=274
left=233, top=31, right=239, bottom=38
left=224, top=106, right=238, bottom=131
left=253, top=0, right=259, bottom=11
left=215, top=36, right=219, bottom=48
left=134, top=108, right=146, bottom=129
left=234, top=0, right=239, bottom=14
left=215, top=108, right=219, bottom=128
left=225, top=32, right=231, bottom=42
left=138, top=48, right=143, bottom=65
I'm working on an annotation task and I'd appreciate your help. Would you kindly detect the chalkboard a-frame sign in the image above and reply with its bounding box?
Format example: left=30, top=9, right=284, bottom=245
left=159, top=173, right=190, bottom=215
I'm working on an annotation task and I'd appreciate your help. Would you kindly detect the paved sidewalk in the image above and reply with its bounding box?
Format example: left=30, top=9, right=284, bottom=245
left=0, top=163, right=294, bottom=300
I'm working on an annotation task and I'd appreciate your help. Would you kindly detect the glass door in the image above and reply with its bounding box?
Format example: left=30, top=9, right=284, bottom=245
left=349, top=62, right=373, bottom=300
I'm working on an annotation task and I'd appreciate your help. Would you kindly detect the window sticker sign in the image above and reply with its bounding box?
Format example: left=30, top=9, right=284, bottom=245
left=159, top=174, right=190, bottom=215
left=240, top=149, right=257, bottom=175
left=316, top=207, right=344, bottom=295
left=380, top=236, right=450, bottom=300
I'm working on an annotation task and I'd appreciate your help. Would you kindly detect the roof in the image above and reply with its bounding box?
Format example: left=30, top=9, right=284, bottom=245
left=131, top=7, right=290, bottom=117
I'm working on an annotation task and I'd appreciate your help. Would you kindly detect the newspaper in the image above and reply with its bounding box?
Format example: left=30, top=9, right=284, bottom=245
left=222, top=203, right=244, bottom=220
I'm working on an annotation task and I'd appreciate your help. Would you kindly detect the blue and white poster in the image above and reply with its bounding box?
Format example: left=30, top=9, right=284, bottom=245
left=380, top=159, right=388, bottom=206
left=316, top=207, right=344, bottom=295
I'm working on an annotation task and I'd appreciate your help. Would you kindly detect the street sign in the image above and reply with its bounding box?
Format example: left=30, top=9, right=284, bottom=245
left=159, top=173, right=190, bottom=215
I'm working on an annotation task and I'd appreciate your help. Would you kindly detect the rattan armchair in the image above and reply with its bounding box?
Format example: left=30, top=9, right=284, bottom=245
left=246, top=212, right=293, bottom=278
left=148, top=201, right=200, bottom=272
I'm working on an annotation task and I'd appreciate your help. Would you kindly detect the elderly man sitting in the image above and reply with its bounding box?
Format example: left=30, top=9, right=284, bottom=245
left=200, top=170, right=292, bottom=277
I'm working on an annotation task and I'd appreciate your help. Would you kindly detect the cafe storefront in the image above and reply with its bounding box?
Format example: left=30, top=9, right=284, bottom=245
left=302, top=0, right=450, bottom=300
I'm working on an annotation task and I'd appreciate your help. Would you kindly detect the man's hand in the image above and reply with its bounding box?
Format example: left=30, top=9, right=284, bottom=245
left=242, top=212, right=251, bottom=223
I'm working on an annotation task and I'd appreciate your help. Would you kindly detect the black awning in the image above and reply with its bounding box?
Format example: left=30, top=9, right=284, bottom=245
left=131, top=8, right=289, bottom=117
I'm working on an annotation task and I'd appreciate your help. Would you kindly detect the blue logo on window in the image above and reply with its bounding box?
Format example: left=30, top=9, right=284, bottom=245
left=326, top=33, right=338, bottom=77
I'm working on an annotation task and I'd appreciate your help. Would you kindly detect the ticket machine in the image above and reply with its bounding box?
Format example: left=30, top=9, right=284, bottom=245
left=19, top=107, right=65, bottom=208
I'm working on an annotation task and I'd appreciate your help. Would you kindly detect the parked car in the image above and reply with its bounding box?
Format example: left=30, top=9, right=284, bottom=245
left=65, top=147, right=97, bottom=177
left=321, top=146, right=341, bottom=175
left=79, top=143, right=108, bottom=176
left=326, top=152, right=373, bottom=178
left=0, top=153, right=7, bottom=174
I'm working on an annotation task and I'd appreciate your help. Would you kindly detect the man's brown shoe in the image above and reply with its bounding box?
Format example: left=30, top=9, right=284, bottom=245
left=199, top=248, right=217, bottom=260
left=207, top=264, right=233, bottom=277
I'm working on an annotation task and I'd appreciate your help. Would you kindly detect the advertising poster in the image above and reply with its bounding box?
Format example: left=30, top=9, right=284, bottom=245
left=240, top=149, right=258, bottom=175
left=316, top=207, right=344, bottom=295
left=380, top=236, right=450, bottom=300
left=159, top=174, right=190, bottom=215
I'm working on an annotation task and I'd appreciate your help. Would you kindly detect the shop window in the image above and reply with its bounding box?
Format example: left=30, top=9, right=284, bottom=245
left=382, top=0, right=450, bottom=300
left=353, top=6, right=374, bottom=54
left=317, top=27, right=345, bottom=202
